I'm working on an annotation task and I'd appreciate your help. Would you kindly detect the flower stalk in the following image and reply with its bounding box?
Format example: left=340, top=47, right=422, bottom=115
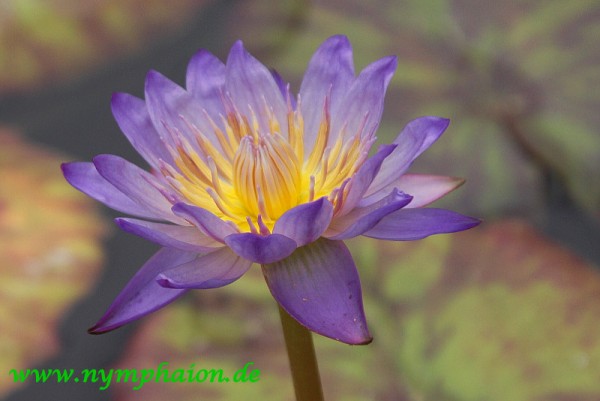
left=279, top=305, right=325, bottom=401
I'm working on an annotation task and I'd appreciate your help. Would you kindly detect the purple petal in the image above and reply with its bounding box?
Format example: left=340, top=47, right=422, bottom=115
left=116, top=218, right=223, bottom=252
left=360, top=174, right=465, bottom=208
left=262, top=238, right=371, bottom=345
left=225, top=41, right=288, bottom=137
left=271, top=69, right=297, bottom=110
left=185, top=49, right=227, bottom=120
left=363, top=208, right=481, bottom=241
left=157, top=247, right=252, bottom=289
left=224, top=233, right=297, bottom=264
left=326, top=189, right=413, bottom=240
left=89, top=248, right=196, bottom=334
left=337, top=144, right=396, bottom=216
left=299, top=35, right=354, bottom=151
left=110, top=93, right=172, bottom=168
left=171, top=202, right=237, bottom=242
left=330, top=55, right=397, bottom=143
left=144, top=70, right=223, bottom=152
left=273, top=197, right=334, bottom=247
left=93, top=154, right=178, bottom=222
left=367, top=117, right=450, bottom=196
left=62, top=162, right=155, bottom=219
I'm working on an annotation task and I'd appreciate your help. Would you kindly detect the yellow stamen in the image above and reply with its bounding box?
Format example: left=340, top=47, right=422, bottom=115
left=162, top=96, right=372, bottom=232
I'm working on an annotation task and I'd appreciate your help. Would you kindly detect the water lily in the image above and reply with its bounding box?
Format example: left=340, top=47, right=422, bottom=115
left=62, top=35, right=479, bottom=345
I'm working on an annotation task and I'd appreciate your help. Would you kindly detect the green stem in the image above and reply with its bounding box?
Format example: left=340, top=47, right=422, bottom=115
left=278, top=306, right=325, bottom=401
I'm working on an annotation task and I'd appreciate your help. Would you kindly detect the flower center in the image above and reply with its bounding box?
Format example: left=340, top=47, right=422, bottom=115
left=233, top=133, right=301, bottom=221
left=161, top=98, right=371, bottom=233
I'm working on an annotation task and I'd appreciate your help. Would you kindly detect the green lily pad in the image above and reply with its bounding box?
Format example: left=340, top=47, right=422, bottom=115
left=393, top=221, right=600, bottom=401
left=113, top=220, right=600, bottom=400
left=0, top=0, right=212, bottom=96
left=0, top=128, right=107, bottom=396
left=225, top=0, right=600, bottom=217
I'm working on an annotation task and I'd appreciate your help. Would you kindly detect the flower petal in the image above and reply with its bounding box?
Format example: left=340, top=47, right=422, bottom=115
left=330, top=55, right=397, bottom=143
left=111, top=92, right=172, bottom=168
left=185, top=49, right=226, bottom=117
left=145, top=70, right=223, bottom=152
left=360, top=174, right=465, bottom=208
left=271, top=69, right=297, bottom=110
left=327, top=189, right=413, bottom=240
left=62, top=161, right=156, bottom=219
left=116, top=218, right=222, bottom=252
left=273, top=197, right=334, bottom=247
left=225, top=41, right=288, bottom=137
left=363, top=208, right=481, bottom=241
left=299, top=35, right=354, bottom=151
left=224, top=233, right=297, bottom=264
left=157, top=247, right=252, bottom=289
left=171, top=202, right=238, bottom=242
left=367, top=116, right=450, bottom=196
left=262, top=238, right=371, bottom=345
left=88, top=248, right=195, bottom=334
left=93, top=154, right=178, bottom=222
left=337, top=144, right=396, bottom=216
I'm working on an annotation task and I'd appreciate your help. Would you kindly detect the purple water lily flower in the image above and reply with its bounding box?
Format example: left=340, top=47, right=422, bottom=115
left=62, top=35, right=479, bottom=345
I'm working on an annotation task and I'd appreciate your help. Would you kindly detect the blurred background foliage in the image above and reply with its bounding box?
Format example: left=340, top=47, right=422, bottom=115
left=0, top=0, right=599, bottom=400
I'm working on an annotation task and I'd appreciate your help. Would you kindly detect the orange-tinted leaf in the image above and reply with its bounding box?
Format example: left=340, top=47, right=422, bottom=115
left=0, top=128, right=107, bottom=396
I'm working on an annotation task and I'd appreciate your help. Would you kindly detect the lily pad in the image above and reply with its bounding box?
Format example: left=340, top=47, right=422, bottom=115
left=113, top=220, right=600, bottom=400
left=0, top=0, right=212, bottom=96
left=0, top=128, right=107, bottom=396
left=225, top=0, right=600, bottom=217
left=392, top=221, right=600, bottom=401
